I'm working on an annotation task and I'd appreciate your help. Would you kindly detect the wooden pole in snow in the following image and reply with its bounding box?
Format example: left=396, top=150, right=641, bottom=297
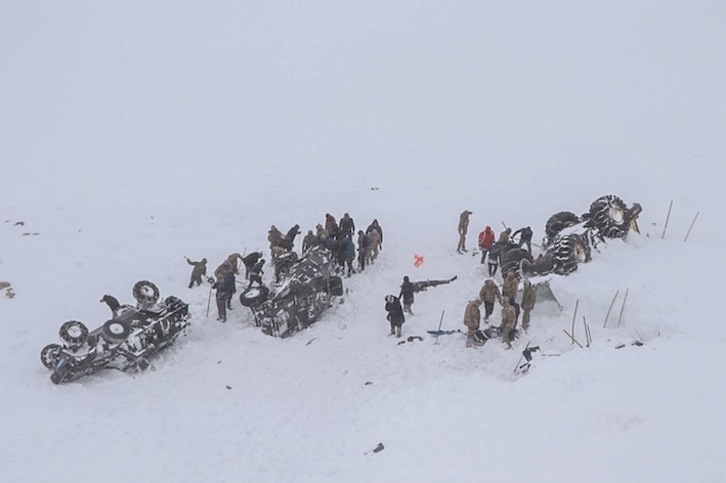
left=603, top=290, right=620, bottom=328
left=617, top=288, right=629, bottom=327
left=434, top=310, right=445, bottom=345
left=562, top=329, right=584, bottom=349
left=583, top=316, right=591, bottom=347
left=661, top=200, right=673, bottom=239
left=570, top=299, right=579, bottom=344
left=683, top=212, right=700, bottom=242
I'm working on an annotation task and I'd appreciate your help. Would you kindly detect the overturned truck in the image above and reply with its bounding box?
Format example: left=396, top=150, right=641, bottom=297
left=504, top=195, right=642, bottom=277
left=239, top=245, right=344, bottom=338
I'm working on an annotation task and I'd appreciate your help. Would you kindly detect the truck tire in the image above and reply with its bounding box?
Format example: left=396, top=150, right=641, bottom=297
left=133, top=280, right=160, bottom=306
left=239, top=286, right=270, bottom=307
left=588, top=195, right=631, bottom=239
left=552, top=235, right=591, bottom=275
left=544, top=212, right=581, bottom=245
left=102, top=319, right=131, bottom=343
left=41, top=344, right=63, bottom=369
left=59, top=320, right=89, bottom=349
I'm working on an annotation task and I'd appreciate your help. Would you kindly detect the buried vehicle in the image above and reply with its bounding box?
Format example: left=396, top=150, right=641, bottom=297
left=518, top=195, right=643, bottom=277
left=40, top=281, right=190, bottom=384
left=239, top=245, right=343, bottom=338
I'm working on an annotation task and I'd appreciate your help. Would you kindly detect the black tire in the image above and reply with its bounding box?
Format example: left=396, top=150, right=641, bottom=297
left=133, top=280, right=160, bottom=306
left=544, top=212, right=581, bottom=245
left=552, top=235, right=591, bottom=275
left=239, top=286, right=270, bottom=307
left=327, top=276, right=343, bottom=297
left=59, top=320, right=89, bottom=349
left=41, top=344, right=63, bottom=369
left=102, top=319, right=131, bottom=343
left=500, top=248, right=530, bottom=277
left=164, top=295, right=181, bottom=307
left=588, top=195, right=631, bottom=239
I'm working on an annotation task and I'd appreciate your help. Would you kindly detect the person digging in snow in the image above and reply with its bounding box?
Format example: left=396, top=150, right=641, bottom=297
left=500, top=297, right=517, bottom=349
left=521, top=279, right=537, bottom=331
left=478, top=279, right=502, bottom=323
left=512, top=226, right=534, bottom=255
left=242, top=251, right=263, bottom=280
left=184, top=256, right=207, bottom=288
left=463, top=298, right=484, bottom=347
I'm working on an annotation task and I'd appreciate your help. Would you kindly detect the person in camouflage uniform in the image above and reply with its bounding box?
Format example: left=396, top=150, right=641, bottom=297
left=315, top=224, right=326, bottom=239
left=302, top=230, right=319, bottom=253
left=367, top=226, right=382, bottom=264
left=184, top=257, right=207, bottom=288
left=225, top=253, right=244, bottom=275
left=214, top=260, right=233, bottom=280
left=340, top=213, right=356, bottom=238
left=502, top=271, right=519, bottom=304
left=500, top=298, right=517, bottom=349
left=497, top=227, right=513, bottom=257
left=324, top=214, right=338, bottom=237
left=457, top=210, right=473, bottom=253
left=520, top=279, right=537, bottom=330
left=268, top=225, right=284, bottom=250
left=242, top=252, right=263, bottom=280
left=463, top=298, right=483, bottom=345
left=478, top=279, right=502, bottom=322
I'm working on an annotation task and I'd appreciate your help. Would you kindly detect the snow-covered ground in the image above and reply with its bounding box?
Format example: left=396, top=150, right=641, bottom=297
left=2, top=2, right=725, bottom=482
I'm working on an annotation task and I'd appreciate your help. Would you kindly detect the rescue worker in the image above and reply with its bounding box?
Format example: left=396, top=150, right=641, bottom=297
left=342, top=234, right=356, bottom=275
left=268, top=225, right=284, bottom=249
left=478, top=226, right=495, bottom=264
left=224, top=253, right=244, bottom=275
left=513, top=226, right=534, bottom=255
left=487, top=244, right=501, bottom=277
left=324, top=213, right=338, bottom=237
left=247, top=258, right=265, bottom=289
left=184, top=256, right=207, bottom=288
left=367, top=226, right=382, bottom=263
left=521, top=279, right=537, bottom=331
left=366, top=219, right=383, bottom=248
left=357, top=230, right=370, bottom=271
left=315, top=224, right=326, bottom=239
left=500, top=298, right=517, bottom=349
left=340, top=213, right=356, bottom=238
left=213, top=270, right=235, bottom=323
left=302, top=230, right=318, bottom=253
left=502, top=271, right=520, bottom=305
left=385, top=295, right=405, bottom=338
left=478, top=279, right=502, bottom=322
left=457, top=210, right=473, bottom=253
left=241, top=252, right=263, bottom=280
left=214, top=260, right=233, bottom=280
left=463, top=298, right=483, bottom=346
left=399, top=276, right=416, bottom=315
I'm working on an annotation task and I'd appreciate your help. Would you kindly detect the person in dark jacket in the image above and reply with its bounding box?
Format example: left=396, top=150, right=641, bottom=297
left=357, top=230, right=370, bottom=271
left=212, top=271, right=234, bottom=323
left=340, top=213, right=355, bottom=238
left=399, top=276, right=416, bottom=315
left=242, top=252, right=262, bottom=280
left=513, top=226, right=534, bottom=255
left=487, top=245, right=500, bottom=277
left=324, top=214, right=338, bottom=237
left=278, top=224, right=301, bottom=251
left=366, top=220, right=383, bottom=248
left=247, top=259, right=265, bottom=289
left=342, top=234, right=356, bottom=275
left=302, top=230, right=318, bottom=253
left=100, top=295, right=121, bottom=317
left=184, top=257, right=207, bottom=288
left=385, top=295, right=405, bottom=337
left=223, top=270, right=236, bottom=310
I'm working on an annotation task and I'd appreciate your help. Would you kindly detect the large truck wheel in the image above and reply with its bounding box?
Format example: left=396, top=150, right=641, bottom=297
left=589, top=195, right=631, bottom=239
left=59, top=320, right=89, bottom=349
left=133, top=280, right=160, bottom=306
left=102, top=319, right=131, bottom=343
left=239, top=286, right=270, bottom=307
left=544, top=211, right=581, bottom=246
left=41, top=344, right=63, bottom=369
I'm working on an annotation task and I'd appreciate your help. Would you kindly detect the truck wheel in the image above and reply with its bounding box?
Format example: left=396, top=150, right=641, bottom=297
left=102, top=319, right=131, bottom=343
left=133, top=280, right=160, bottom=306
left=239, top=286, right=270, bottom=307
left=327, top=276, right=344, bottom=296
left=59, top=320, right=89, bottom=349
left=41, top=344, right=63, bottom=369
left=552, top=235, right=590, bottom=275
left=589, top=195, right=630, bottom=239
left=544, top=212, right=581, bottom=245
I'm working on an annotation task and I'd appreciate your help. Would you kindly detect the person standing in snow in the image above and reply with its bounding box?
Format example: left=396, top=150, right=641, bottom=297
left=463, top=298, right=483, bottom=346
left=502, top=271, right=521, bottom=324
left=342, top=234, right=356, bottom=275
left=184, top=256, right=208, bottom=288
left=367, top=226, right=382, bottom=264
left=302, top=230, right=318, bottom=253
left=478, top=226, right=495, bottom=264
left=213, top=269, right=235, bottom=323
left=247, top=258, right=265, bottom=289
left=224, top=253, right=244, bottom=275
left=385, top=295, right=405, bottom=338
left=487, top=244, right=501, bottom=277
left=521, top=279, right=537, bottom=331
left=241, top=252, right=263, bottom=280
left=315, top=224, right=326, bottom=239
left=399, top=276, right=416, bottom=315
left=497, top=227, right=513, bottom=256
left=478, top=279, right=502, bottom=323
left=267, top=225, right=284, bottom=250
left=357, top=230, right=370, bottom=271
left=340, top=213, right=356, bottom=238
left=278, top=224, right=301, bottom=251
left=512, top=226, right=534, bottom=255
left=324, top=213, right=338, bottom=238
left=457, top=210, right=473, bottom=253
left=366, top=219, right=383, bottom=249
left=500, top=297, right=517, bottom=349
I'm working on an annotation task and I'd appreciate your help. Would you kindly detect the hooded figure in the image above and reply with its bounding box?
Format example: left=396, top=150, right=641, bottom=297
left=186, top=257, right=208, bottom=288
left=399, top=276, right=416, bottom=315
left=340, top=213, right=355, bottom=237
left=385, top=295, right=405, bottom=337
left=478, top=226, right=495, bottom=264
left=500, top=298, right=517, bottom=349
left=242, top=252, right=263, bottom=280
left=457, top=210, right=473, bottom=253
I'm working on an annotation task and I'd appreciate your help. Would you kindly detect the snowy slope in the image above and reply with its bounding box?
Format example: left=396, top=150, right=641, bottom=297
left=2, top=1, right=726, bottom=482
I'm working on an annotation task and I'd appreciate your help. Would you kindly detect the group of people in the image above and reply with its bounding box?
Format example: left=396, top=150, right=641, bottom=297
left=384, top=275, right=458, bottom=338
left=458, top=210, right=534, bottom=277
left=463, top=271, right=538, bottom=349
left=183, top=214, right=384, bottom=322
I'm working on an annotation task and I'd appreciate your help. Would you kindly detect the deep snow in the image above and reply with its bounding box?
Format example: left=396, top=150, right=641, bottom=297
left=2, top=1, right=726, bottom=482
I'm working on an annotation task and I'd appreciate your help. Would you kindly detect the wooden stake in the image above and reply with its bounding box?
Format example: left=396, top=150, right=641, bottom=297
left=683, top=212, right=700, bottom=242
left=562, top=329, right=583, bottom=348
left=582, top=316, right=590, bottom=347
left=586, top=319, right=592, bottom=346
left=603, top=290, right=620, bottom=328
left=617, top=288, right=629, bottom=327
left=434, top=310, right=445, bottom=345
left=570, top=299, right=579, bottom=344
left=661, top=200, right=673, bottom=239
